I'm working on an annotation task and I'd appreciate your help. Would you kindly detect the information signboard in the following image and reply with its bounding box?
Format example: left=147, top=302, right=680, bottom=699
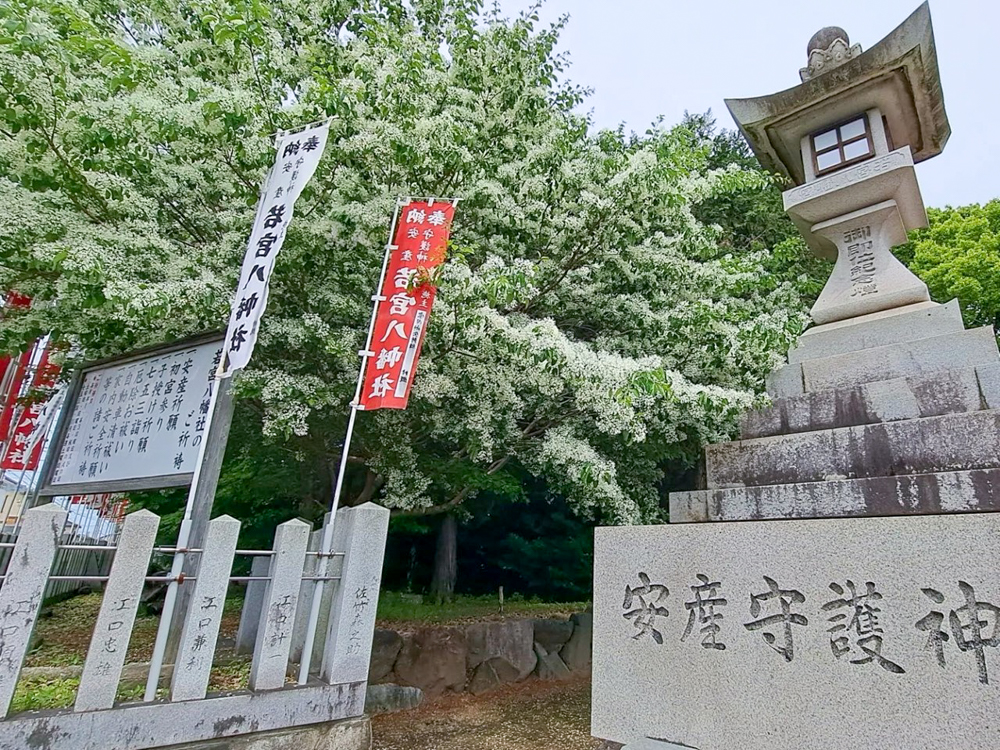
left=39, top=333, right=224, bottom=496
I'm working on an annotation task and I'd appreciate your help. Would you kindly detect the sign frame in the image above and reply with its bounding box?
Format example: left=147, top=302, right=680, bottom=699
left=36, top=331, right=226, bottom=498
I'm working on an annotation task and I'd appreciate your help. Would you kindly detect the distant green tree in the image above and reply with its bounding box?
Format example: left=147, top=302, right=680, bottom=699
left=897, top=201, right=1000, bottom=328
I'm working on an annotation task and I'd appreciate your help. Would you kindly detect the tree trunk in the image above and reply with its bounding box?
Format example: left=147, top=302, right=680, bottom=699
left=429, top=514, right=458, bottom=604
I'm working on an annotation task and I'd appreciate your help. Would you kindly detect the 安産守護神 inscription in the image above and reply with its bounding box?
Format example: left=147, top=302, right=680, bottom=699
left=622, top=573, right=1000, bottom=684
left=844, top=225, right=878, bottom=298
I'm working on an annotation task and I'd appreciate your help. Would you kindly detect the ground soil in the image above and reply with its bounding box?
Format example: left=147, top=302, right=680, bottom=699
left=372, top=674, right=601, bottom=750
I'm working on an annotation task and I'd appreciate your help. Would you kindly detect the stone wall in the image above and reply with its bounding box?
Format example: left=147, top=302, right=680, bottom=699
left=368, top=612, right=592, bottom=697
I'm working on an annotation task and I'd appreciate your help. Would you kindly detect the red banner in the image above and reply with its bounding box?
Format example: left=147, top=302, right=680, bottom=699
left=1, top=347, right=60, bottom=470
left=0, top=349, right=31, bottom=440
left=0, top=292, right=33, bottom=439
left=359, top=200, right=455, bottom=410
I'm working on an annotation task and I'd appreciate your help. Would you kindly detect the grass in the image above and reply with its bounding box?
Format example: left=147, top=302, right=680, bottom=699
left=11, top=659, right=252, bottom=714
left=25, top=592, right=244, bottom=668
left=13, top=589, right=587, bottom=715
left=376, top=591, right=589, bottom=627
left=12, top=591, right=250, bottom=716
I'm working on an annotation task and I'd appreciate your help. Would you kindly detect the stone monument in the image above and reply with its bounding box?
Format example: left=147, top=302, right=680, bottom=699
left=592, top=5, right=1000, bottom=748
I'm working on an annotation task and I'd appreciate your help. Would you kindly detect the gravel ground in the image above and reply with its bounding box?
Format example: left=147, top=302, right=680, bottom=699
left=372, top=675, right=601, bottom=750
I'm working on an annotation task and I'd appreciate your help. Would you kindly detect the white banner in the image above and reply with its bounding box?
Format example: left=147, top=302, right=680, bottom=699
left=224, top=121, right=330, bottom=375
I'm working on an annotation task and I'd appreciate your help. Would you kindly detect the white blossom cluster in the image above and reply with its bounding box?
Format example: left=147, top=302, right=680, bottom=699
left=0, top=0, right=810, bottom=522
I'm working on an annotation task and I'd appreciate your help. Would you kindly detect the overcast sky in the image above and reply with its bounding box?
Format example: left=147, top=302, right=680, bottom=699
left=499, top=1, right=996, bottom=208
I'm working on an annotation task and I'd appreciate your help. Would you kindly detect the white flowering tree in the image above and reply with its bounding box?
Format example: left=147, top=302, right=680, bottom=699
left=0, top=0, right=811, bottom=597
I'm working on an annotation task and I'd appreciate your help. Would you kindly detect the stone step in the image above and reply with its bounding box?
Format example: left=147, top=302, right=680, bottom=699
left=742, top=363, right=1000, bottom=439
left=767, top=324, right=998, bottom=398
left=706, top=408, right=1000, bottom=489
left=670, top=467, right=1000, bottom=523
left=787, top=298, right=963, bottom=364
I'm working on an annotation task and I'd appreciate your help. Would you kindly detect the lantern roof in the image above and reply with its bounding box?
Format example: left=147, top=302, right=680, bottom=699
left=725, top=2, right=949, bottom=186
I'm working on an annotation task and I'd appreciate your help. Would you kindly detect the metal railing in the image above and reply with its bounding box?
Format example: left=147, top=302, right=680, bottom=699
left=0, top=501, right=390, bottom=750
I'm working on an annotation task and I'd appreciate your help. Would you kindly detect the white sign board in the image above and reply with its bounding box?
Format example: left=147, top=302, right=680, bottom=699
left=46, top=338, right=223, bottom=492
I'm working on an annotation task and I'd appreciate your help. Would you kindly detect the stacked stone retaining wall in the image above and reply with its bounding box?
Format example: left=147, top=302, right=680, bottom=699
left=368, top=612, right=592, bottom=697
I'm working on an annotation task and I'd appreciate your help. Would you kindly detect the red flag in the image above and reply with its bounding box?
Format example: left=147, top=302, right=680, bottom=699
left=359, top=201, right=455, bottom=410
left=1, top=347, right=60, bottom=470
left=0, top=292, right=33, bottom=439
left=0, top=349, right=31, bottom=440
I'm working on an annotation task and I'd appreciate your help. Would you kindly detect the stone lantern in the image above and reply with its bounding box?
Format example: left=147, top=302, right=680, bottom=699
left=727, top=2, right=952, bottom=349
left=591, top=6, right=1000, bottom=749
left=672, top=1, right=1000, bottom=535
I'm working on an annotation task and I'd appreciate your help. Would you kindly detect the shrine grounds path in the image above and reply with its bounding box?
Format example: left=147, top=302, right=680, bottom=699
left=372, top=674, right=600, bottom=750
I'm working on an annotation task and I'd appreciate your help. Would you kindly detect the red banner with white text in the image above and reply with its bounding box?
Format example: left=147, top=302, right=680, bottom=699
left=0, top=292, right=33, bottom=439
left=1, top=347, right=61, bottom=470
left=359, top=200, right=455, bottom=410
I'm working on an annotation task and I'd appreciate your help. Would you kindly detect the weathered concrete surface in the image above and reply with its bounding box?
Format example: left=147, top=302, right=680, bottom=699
left=765, top=362, right=804, bottom=398
left=466, top=619, right=536, bottom=679
left=622, top=740, right=692, bottom=750
left=0, top=503, right=67, bottom=717
left=364, top=684, right=422, bottom=715
left=741, top=364, right=997, bottom=439
left=671, top=467, right=1000, bottom=523
left=593, top=514, right=1000, bottom=749
left=800, top=324, right=998, bottom=393
left=707, top=409, right=1000, bottom=489
left=159, top=715, right=371, bottom=750
left=0, top=681, right=365, bottom=750
left=788, top=299, right=961, bottom=363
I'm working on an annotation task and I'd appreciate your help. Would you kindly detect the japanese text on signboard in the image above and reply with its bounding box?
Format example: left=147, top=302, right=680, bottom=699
left=48, top=340, right=223, bottom=487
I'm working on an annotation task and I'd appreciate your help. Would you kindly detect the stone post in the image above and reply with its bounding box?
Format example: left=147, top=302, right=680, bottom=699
left=76, top=510, right=160, bottom=712
left=235, top=554, right=270, bottom=655
left=249, top=518, right=310, bottom=691
left=0, top=503, right=67, bottom=717
left=320, top=503, right=390, bottom=685
left=169, top=515, right=240, bottom=701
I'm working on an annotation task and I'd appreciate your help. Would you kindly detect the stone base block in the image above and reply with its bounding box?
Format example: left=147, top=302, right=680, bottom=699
left=742, top=364, right=1000, bottom=439
left=767, top=323, right=999, bottom=398
left=801, top=324, right=998, bottom=393
left=707, top=409, right=1000, bottom=489
left=160, top=716, right=371, bottom=750
left=808, top=200, right=930, bottom=324
left=765, top=362, right=804, bottom=398
left=788, top=298, right=962, bottom=364
left=622, top=741, right=691, bottom=750
left=364, top=684, right=422, bottom=714
left=671, top=467, right=1000, bottom=523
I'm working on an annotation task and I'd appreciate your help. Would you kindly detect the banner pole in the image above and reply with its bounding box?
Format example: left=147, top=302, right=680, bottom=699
left=143, top=349, right=229, bottom=701
left=296, top=198, right=402, bottom=684
left=144, top=162, right=277, bottom=702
